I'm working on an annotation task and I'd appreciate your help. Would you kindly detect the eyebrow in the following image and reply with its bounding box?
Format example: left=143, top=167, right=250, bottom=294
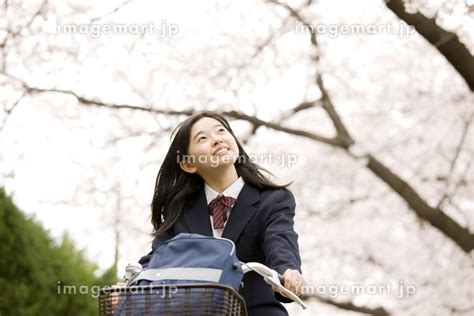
left=193, top=124, right=224, bottom=141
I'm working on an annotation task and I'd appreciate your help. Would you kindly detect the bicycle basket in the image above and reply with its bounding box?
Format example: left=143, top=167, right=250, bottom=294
left=99, top=283, right=248, bottom=316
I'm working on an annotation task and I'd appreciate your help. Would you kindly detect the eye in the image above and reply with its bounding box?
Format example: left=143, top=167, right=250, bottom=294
left=198, top=136, right=207, bottom=142
left=217, top=128, right=226, bottom=134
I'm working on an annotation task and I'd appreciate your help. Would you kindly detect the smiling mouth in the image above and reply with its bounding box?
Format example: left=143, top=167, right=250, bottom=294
left=213, top=148, right=228, bottom=156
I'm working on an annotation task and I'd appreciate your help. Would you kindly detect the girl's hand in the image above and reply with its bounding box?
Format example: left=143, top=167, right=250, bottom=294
left=274, top=269, right=305, bottom=297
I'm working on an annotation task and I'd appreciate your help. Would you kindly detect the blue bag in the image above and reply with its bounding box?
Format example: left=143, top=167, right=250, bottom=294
left=130, top=233, right=244, bottom=290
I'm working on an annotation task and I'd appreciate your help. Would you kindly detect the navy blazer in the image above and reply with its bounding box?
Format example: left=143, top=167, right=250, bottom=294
left=138, top=183, right=302, bottom=316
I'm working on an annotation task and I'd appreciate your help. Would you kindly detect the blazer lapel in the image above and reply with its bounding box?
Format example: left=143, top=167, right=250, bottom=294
left=183, top=189, right=213, bottom=237
left=222, top=183, right=260, bottom=242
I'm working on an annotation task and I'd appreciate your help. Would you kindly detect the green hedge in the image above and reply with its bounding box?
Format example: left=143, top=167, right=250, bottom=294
left=0, top=188, right=118, bottom=315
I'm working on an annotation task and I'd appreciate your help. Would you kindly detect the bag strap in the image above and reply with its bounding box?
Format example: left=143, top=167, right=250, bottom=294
left=134, top=267, right=223, bottom=283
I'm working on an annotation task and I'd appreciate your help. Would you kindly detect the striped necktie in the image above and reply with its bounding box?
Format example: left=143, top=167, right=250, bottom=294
left=208, top=194, right=236, bottom=229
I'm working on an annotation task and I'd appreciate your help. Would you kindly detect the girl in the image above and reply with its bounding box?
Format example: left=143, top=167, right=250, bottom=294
left=138, top=111, right=304, bottom=316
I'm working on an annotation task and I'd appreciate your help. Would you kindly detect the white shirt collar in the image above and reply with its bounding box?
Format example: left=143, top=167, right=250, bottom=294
left=204, top=177, right=245, bottom=205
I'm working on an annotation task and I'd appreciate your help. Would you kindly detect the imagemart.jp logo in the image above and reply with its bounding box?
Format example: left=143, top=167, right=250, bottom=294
left=56, top=20, right=179, bottom=39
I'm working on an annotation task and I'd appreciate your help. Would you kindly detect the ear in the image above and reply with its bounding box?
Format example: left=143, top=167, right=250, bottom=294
left=179, top=160, right=198, bottom=174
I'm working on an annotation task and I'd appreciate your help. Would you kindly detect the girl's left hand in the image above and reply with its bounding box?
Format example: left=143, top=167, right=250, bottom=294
left=280, top=269, right=305, bottom=297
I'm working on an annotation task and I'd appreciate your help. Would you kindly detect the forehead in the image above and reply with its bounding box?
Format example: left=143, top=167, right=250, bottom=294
left=190, top=117, right=224, bottom=134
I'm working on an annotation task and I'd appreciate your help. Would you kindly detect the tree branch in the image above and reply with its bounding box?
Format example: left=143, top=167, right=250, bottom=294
left=366, top=153, right=473, bottom=252
left=302, top=294, right=390, bottom=315
left=17, top=80, right=344, bottom=147
left=384, top=0, right=474, bottom=91
left=267, top=0, right=474, bottom=252
left=1, top=91, right=25, bottom=132
left=437, top=113, right=473, bottom=209
left=21, top=80, right=474, bottom=251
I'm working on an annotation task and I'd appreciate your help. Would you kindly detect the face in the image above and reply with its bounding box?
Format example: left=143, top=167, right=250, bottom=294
left=180, top=117, right=240, bottom=174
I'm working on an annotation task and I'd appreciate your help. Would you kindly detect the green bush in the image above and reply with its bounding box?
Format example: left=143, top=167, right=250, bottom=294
left=0, top=188, right=117, bottom=315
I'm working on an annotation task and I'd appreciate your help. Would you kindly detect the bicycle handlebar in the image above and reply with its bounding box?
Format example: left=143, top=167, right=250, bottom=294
left=240, top=262, right=307, bottom=310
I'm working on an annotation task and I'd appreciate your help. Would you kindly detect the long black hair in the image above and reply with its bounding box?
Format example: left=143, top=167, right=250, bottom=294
left=151, top=111, right=290, bottom=236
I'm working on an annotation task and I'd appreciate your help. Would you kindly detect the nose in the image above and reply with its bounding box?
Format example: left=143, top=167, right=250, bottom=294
left=212, top=134, right=223, bottom=146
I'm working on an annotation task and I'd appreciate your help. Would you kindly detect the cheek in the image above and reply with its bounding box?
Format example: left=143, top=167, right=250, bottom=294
left=189, top=143, right=209, bottom=157
left=186, top=145, right=199, bottom=158
left=229, top=139, right=239, bottom=152
left=224, top=135, right=237, bottom=147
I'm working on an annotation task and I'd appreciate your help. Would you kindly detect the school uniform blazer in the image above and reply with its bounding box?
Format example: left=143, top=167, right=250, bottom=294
left=138, top=182, right=302, bottom=316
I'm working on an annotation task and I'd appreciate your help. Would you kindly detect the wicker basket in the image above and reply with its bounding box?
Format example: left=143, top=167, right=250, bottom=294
left=99, top=283, right=248, bottom=316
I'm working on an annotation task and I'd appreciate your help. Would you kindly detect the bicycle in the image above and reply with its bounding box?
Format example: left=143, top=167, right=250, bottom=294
left=99, top=261, right=307, bottom=315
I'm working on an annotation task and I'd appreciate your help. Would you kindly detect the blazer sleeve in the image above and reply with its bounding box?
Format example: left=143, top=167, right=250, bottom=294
left=262, top=189, right=302, bottom=303
left=138, top=229, right=173, bottom=268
